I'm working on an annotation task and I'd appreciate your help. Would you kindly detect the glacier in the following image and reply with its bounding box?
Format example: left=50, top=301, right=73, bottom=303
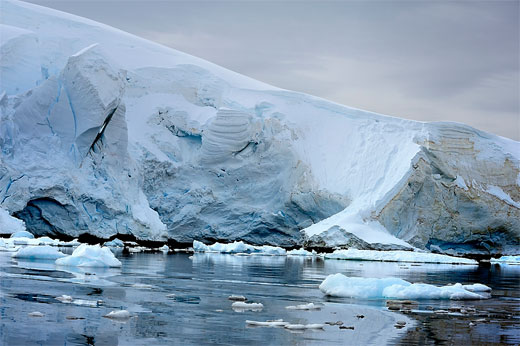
left=0, top=0, right=518, bottom=256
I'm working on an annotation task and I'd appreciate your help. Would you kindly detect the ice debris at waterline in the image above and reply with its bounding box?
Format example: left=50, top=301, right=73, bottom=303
left=287, top=248, right=316, bottom=256
left=103, top=310, right=132, bottom=320
left=12, top=245, right=66, bottom=260
left=325, top=248, right=478, bottom=264
left=285, top=303, right=322, bottom=310
left=490, top=255, right=520, bottom=264
left=246, top=319, right=289, bottom=327
left=193, top=240, right=286, bottom=255
left=55, top=244, right=122, bottom=267
left=319, top=274, right=491, bottom=300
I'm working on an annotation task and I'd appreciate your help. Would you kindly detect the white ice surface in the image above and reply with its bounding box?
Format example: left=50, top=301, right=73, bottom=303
left=0, top=208, right=26, bottom=235
left=55, top=244, right=122, bottom=267
left=12, top=245, right=66, bottom=259
left=319, top=273, right=491, bottom=300
left=193, top=240, right=286, bottom=255
left=325, top=248, right=477, bottom=264
left=490, top=255, right=520, bottom=264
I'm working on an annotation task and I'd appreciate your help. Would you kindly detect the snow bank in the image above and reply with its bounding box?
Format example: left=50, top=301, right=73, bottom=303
left=490, top=255, right=520, bottom=264
left=193, top=240, right=286, bottom=255
left=319, top=273, right=491, bottom=300
left=12, top=245, right=66, bottom=260
left=0, top=208, right=26, bottom=235
left=55, top=244, right=122, bottom=267
left=325, top=248, right=477, bottom=264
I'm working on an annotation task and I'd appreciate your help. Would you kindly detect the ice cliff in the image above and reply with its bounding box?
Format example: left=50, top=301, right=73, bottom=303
left=0, top=0, right=518, bottom=255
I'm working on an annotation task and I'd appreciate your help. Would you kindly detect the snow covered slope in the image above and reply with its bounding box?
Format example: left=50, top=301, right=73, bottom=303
left=1, top=0, right=518, bottom=254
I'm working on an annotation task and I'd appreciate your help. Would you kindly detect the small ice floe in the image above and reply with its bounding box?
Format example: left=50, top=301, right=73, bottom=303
left=324, top=248, right=477, bottom=264
left=56, top=295, right=73, bottom=303
left=10, top=231, right=34, bottom=239
left=55, top=244, right=122, bottom=267
left=159, top=245, right=170, bottom=253
left=285, top=303, right=321, bottom=310
left=284, top=323, right=325, bottom=330
left=131, top=283, right=154, bottom=289
left=287, top=248, right=316, bottom=256
left=28, top=311, right=44, bottom=317
left=325, top=321, right=343, bottom=326
left=128, top=246, right=147, bottom=253
left=103, top=310, right=132, bottom=320
left=12, top=245, right=66, bottom=260
left=228, top=295, right=247, bottom=301
left=246, top=319, right=288, bottom=327
left=462, top=283, right=492, bottom=292
left=192, top=240, right=286, bottom=255
left=231, top=302, right=263, bottom=311
left=35, top=236, right=59, bottom=246
left=58, top=239, right=80, bottom=247
left=104, top=238, right=124, bottom=248
left=490, top=255, right=520, bottom=264
left=319, top=273, right=491, bottom=300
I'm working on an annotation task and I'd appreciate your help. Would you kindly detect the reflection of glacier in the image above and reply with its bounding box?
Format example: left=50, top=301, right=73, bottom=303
left=1, top=0, right=519, bottom=255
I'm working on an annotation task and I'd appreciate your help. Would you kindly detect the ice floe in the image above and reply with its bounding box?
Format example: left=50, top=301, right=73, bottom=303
left=324, top=248, right=477, bottom=264
left=104, top=238, right=124, bottom=247
left=231, top=301, right=263, bottom=311
left=228, top=295, right=247, bottom=301
left=319, top=273, right=491, bottom=300
left=246, top=319, right=288, bottom=327
left=193, top=240, right=287, bottom=255
left=285, top=303, right=321, bottom=310
left=490, top=255, right=520, bottom=264
left=287, top=248, right=316, bottom=256
left=12, top=245, right=66, bottom=260
left=284, top=323, right=325, bottom=330
left=103, top=310, right=131, bottom=320
left=55, top=244, right=122, bottom=267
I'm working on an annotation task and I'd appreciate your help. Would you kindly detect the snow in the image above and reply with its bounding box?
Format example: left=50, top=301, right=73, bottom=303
left=12, top=245, right=66, bottom=259
left=0, top=208, right=26, bottom=235
left=319, top=273, right=491, bottom=300
left=324, top=248, right=478, bottom=264
left=454, top=176, right=469, bottom=190
left=485, top=185, right=520, bottom=208
left=490, top=255, right=520, bottom=264
left=55, top=244, right=122, bottom=267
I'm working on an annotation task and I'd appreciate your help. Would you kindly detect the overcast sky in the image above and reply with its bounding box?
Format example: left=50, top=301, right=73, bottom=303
left=27, top=0, right=520, bottom=140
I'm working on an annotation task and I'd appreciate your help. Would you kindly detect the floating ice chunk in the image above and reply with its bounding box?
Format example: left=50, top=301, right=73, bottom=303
left=325, top=248, right=477, bottom=264
left=462, top=284, right=491, bottom=292
left=319, top=274, right=491, bottom=300
left=56, top=295, right=73, bottom=303
left=231, top=302, right=263, bottom=311
left=284, top=323, right=325, bottom=330
left=490, top=255, right=520, bottom=264
left=55, top=244, right=122, bottom=267
left=10, top=231, right=34, bottom=239
left=131, top=283, right=154, bottom=289
left=58, top=239, right=80, bottom=247
left=36, top=237, right=59, bottom=245
left=103, top=310, right=131, bottom=320
left=104, top=238, right=124, bottom=247
left=287, top=248, right=315, bottom=256
left=246, top=319, right=289, bottom=327
left=228, top=295, right=247, bottom=301
left=193, top=240, right=286, bottom=255
left=159, top=244, right=170, bottom=252
left=28, top=311, right=44, bottom=317
left=13, top=245, right=66, bottom=259
left=257, top=245, right=286, bottom=255
left=285, top=303, right=321, bottom=310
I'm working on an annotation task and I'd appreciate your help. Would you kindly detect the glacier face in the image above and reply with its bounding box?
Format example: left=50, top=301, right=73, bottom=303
left=0, top=0, right=518, bottom=254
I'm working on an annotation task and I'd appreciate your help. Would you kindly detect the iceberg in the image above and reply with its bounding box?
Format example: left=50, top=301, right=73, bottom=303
left=193, top=240, right=286, bottom=255
left=324, top=248, right=478, bottom=264
left=0, top=208, right=26, bottom=235
left=319, top=273, right=491, bottom=300
left=12, top=245, right=66, bottom=259
left=0, top=0, right=518, bottom=254
left=104, top=238, right=124, bottom=248
left=55, top=244, right=122, bottom=267
left=490, top=255, right=520, bottom=264
left=287, top=248, right=316, bottom=256
left=10, top=230, right=34, bottom=239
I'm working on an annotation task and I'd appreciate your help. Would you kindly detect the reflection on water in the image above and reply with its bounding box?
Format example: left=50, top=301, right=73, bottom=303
left=0, top=251, right=518, bottom=345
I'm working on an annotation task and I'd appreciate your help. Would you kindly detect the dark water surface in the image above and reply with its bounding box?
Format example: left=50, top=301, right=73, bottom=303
left=0, top=250, right=518, bottom=345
